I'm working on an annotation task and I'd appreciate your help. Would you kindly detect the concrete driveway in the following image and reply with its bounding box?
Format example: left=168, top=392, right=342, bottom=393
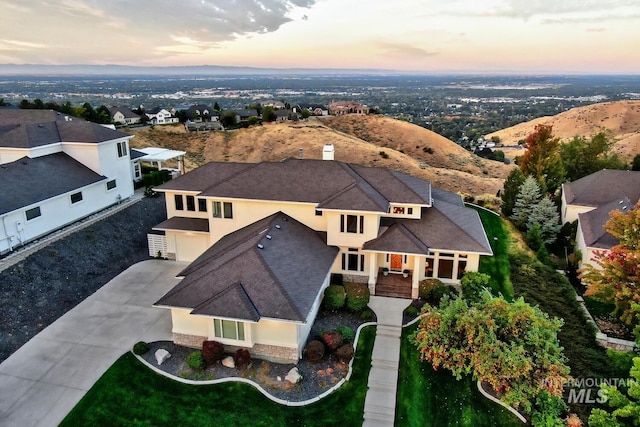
left=0, top=260, right=187, bottom=427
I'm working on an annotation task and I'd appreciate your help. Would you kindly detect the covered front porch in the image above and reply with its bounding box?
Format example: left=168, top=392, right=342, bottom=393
left=374, top=269, right=413, bottom=299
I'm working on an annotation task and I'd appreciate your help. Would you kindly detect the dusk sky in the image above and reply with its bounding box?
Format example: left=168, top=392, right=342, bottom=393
left=2, top=0, right=640, bottom=74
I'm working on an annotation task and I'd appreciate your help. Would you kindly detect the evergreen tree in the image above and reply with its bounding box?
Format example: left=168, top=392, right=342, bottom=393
left=528, top=196, right=561, bottom=244
left=502, top=168, right=526, bottom=217
left=213, top=102, right=221, bottom=111
left=511, top=176, right=542, bottom=229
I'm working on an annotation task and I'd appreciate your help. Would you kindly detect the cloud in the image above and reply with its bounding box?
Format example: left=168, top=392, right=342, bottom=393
left=377, top=42, right=439, bottom=58
left=0, top=39, right=46, bottom=52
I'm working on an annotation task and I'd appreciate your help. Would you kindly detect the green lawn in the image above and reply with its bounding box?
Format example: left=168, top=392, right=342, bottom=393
left=61, top=326, right=376, bottom=427
left=470, top=206, right=514, bottom=300
left=395, top=324, right=523, bottom=427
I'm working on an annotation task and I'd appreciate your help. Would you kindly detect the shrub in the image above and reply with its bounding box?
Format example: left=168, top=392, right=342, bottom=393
left=132, top=341, right=149, bottom=355
left=460, top=272, right=491, bottom=303
left=345, top=282, right=370, bottom=311
left=187, top=351, right=204, bottom=370
left=379, top=151, right=389, bottom=159
left=336, top=344, right=355, bottom=363
left=202, top=340, right=225, bottom=366
left=606, top=349, right=636, bottom=376
left=405, top=306, right=420, bottom=319
left=233, top=348, right=251, bottom=370
left=336, top=325, right=355, bottom=343
left=360, top=309, right=374, bottom=321
left=321, top=330, right=344, bottom=351
left=323, top=285, right=346, bottom=310
left=305, top=340, right=325, bottom=363
left=418, top=278, right=443, bottom=299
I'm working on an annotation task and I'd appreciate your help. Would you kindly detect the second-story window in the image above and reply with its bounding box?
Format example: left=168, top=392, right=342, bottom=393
left=198, top=198, right=207, bottom=212
left=175, top=194, right=184, bottom=210
left=186, top=195, right=196, bottom=211
left=116, top=141, right=128, bottom=158
left=212, top=201, right=233, bottom=219
left=340, top=214, right=364, bottom=234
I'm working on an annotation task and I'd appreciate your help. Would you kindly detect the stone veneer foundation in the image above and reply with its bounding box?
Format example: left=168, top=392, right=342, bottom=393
left=173, top=333, right=299, bottom=363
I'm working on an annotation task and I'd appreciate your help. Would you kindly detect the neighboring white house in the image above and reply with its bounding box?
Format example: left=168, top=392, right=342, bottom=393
left=560, top=169, right=640, bottom=268
left=145, top=107, right=179, bottom=125
left=151, top=150, right=493, bottom=362
left=0, top=109, right=135, bottom=255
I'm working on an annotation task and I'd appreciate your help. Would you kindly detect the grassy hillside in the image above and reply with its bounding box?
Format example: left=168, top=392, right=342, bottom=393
left=127, top=115, right=512, bottom=196
left=487, top=100, right=640, bottom=162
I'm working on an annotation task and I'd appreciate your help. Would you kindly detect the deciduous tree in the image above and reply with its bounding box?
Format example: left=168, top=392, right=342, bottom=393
left=560, top=131, right=625, bottom=182
left=519, top=124, right=564, bottom=193
left=412, top=294, right=570, bottom=413
left=580, top=201, right=640, bottom=324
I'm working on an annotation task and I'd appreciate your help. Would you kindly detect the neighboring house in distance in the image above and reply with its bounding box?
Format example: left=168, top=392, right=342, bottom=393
left=274, top=108, right=299, bottom=122
left=146, top=107, right=179, bottom=125
left=185, top=104, right=211, bottom=122
left=261, top=100, right=286, bottom=109
left=235, top=109, right=259, bottom=122
left=151, top=148, right=492, bottom=362
left=305, top=104, right=329, bottom=116
left=107, top=106, right=141, bottom=126
left=560, top=169, right=640, bottom=268
left=328, top=101, right=368, bottom=116
left=0, top=109, right=135, bottom=255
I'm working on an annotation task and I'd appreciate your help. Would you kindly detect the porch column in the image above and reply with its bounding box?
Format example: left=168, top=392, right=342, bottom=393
left=367, top=253, right=377, bottom=294
left=411, top=256, right=420, bottom=299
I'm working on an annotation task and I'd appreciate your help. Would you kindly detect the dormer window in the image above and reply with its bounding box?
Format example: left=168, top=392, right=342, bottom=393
left=340, top=214, right=364, bottom=234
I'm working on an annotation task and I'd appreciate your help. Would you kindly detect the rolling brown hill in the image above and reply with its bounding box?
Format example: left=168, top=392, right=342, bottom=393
left=127, top=115, right=513, bottom=196
left=486, top=100, right=640, bottom=162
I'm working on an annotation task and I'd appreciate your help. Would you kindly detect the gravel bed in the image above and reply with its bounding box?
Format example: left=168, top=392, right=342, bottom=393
left=139, top=308, right=376, bottom=402
left=0, top=194, right=167, bottom=363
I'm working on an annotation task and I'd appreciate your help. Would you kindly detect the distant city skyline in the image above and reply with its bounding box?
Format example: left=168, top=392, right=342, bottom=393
left=2, top=0, right=640, bottom=74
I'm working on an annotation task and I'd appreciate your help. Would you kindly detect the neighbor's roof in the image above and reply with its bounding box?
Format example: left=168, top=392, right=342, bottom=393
left=158, top=158, right=432, bottom=212
left=0, top=153, right=106, bottom=215
left=107, top=107, right=140, bottom=119
left=363, top=188, right=493, bottom=255
left=155, top=212, right=339, bottom=323
left=563, top=169, right=640, bottom=208
left=0, top=109, right=130, bottom=149
left=579, top=197, right=631, bottom=249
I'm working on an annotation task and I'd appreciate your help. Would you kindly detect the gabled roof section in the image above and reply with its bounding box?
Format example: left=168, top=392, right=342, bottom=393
left=0, top=109, right=130, bottom=149
left=363, top=188, right=492, bottom=255
left=174, top=159, right=431, bottom=213
left=155, top=212, right=338, bottom=322
left=563, top=170, right=640, bottom=207
left=107, top=107, right=140, bottom=119
left=0, top=153, right=106, bottom=215
left=579, top=197, right=630, bottom=249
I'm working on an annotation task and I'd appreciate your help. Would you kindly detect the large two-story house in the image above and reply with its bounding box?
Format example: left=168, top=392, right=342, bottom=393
left=0, top=110, right=135, bottom=255
left=151, top=147, right=492, bottom=362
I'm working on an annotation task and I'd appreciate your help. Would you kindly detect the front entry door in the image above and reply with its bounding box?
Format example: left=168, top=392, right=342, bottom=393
left=390, top=254, right=403, bottom=271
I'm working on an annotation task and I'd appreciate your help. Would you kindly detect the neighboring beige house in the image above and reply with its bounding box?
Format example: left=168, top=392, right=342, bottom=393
left=328, top=101, right=368, bottom=115
left=561, top=169, right=640, bottom=268
left=151, top=149, right=492, bottom=361
left=107, top=107, right=141, bottom=126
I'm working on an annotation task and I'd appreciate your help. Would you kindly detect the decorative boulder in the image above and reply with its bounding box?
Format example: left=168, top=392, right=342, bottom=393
left=304, top=340, right=325, bottom=363
left=336, top=344, right=355, bottom=363
left=155, top=349, right=171, bottom=365
left=285, top=367, right=302, bottom=384
left=222, top=356, right=235, bottom=368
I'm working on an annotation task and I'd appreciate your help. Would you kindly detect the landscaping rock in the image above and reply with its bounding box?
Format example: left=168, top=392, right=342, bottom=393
left=155, top=348, right=171, bottom=365
left=222, top=356, right=235, bottom=368
left=285, top=367, right=302, bottom=384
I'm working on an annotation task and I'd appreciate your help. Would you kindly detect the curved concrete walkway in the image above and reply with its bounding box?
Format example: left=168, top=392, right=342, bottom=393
left=0, top=260, right=187, bottom=427
left=363, top=296, right=412, bottom=426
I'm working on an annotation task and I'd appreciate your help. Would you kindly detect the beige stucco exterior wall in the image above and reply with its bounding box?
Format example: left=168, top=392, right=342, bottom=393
left=575, top=222, right=602, bottom=269
left=165, top=231, right=210, bottom=262
left=325, top=211, right=380, bottom=248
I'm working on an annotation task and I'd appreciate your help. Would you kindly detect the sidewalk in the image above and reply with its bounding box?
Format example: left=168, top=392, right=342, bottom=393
left=0, top=188, right=145, bottom=273
left=0, top=260, right=187, bottom=427
left=363, top=296, right=411, bottom=426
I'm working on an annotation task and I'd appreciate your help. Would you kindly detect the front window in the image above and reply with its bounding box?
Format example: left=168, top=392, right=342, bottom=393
left=198, top=198, right=207, bottom=212
left=175, top=194, right=184, bottom=210
left=186, top=195, right=196, bottom=211
left=341, top=249, right=365, bottom=272
left=340, top=214, right=364, bottom=234
left=213, top=319, right=245, bottom=341
left=223, top=202, right=233, bottom=219
left=212, top=201, right=233, bottom=218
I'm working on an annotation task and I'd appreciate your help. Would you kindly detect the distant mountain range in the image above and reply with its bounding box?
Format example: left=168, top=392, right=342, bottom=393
left=0, top=64, right=410, bottom=76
